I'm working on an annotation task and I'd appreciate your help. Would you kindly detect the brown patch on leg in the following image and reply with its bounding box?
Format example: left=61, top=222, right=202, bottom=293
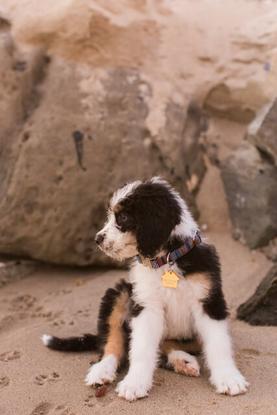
left=103, top=291, right=129, bottom=361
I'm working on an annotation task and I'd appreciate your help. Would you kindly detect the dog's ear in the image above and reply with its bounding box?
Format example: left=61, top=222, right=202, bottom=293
left=135, top=196, right=180, bottom=258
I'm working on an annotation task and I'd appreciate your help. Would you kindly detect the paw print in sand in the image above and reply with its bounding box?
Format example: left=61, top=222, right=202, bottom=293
left=34, top=372, right=60, bottom=386
left=0, top=376, right=10, bottom=388
left=0, top=350, right=21, bottom=362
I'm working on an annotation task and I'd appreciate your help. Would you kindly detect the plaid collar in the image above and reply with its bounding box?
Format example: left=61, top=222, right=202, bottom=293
left=136, top=231, right=202, bottom=269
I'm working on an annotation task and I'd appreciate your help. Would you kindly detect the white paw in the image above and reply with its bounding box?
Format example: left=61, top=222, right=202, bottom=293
left=116, top=373, right=151, bottom=401
left=211, top=367, right=249, bottom=396
left=85, top=355, right=117, bottom=386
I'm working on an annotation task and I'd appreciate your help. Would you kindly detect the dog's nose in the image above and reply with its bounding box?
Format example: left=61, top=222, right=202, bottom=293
left=95, top=233, right=105, bottom=245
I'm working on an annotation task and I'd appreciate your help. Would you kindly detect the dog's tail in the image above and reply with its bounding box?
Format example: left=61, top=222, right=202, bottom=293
left=41, top=333, right=100, bottom=352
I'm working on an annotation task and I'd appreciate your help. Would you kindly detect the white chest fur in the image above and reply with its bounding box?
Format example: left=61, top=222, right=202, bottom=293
left=129, top=263, right=207, bottom=340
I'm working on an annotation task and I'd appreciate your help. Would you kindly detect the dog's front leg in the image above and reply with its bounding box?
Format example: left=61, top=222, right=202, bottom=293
left=116, top=307, right=164, bottom=401
left=195, top=312, right=249, bottom=395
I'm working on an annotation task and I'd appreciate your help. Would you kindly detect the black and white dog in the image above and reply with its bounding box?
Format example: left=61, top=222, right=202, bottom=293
left=42, top=177, right=248, bottom=400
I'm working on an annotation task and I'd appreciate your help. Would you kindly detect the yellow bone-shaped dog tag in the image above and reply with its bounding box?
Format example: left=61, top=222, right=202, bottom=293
left=162, top=270, right=180, bottom=288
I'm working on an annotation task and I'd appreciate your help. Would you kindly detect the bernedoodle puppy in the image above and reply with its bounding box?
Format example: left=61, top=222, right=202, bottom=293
left=42, top=177, right=248, bottom=400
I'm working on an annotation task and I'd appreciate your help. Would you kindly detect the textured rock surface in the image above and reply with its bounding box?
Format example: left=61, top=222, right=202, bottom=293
left=0, top=20, right=47, bottom=201
left=237, top=265, right=277, bottom=326
left=221, top=143, right=277, bottom=249
left=261, top=237, right=277, bottom=262
left=204, top=82, right=257, bottom=123
left=248, top=99, right=277, bottom=165
left=0, top=257, right=37, bottom=288
left=0, top=46, right=204, bottom=265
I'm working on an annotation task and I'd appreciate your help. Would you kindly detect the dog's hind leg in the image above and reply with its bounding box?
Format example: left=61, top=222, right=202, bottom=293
left=159, top=339, right=201, bottom=377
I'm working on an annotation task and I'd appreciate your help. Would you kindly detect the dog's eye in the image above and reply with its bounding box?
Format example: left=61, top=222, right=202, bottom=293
left=118, top=213, right=129, bottom=223
left=115, top=211, right=134, bottom=231
left=116, top=211, right=131, bottom=229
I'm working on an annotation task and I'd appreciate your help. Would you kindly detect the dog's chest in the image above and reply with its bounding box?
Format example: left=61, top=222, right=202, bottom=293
left=161, top=280, right=194, bottom=338
left=130, top=264, right=198, bottom=339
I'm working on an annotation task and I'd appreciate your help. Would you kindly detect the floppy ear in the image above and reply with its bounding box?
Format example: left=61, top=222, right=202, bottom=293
left=135, top=197, right=180, bottom=258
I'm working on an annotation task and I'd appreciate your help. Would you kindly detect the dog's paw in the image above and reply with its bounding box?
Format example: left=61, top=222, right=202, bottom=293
left=116, top=374, right=151, bottom=401
left=85, top=355, right=117, bottom=386
left=211, top=367, right=249, bottom=396
left=168, top=350, right=200, bottom=377
left=172, top=359, right=200, bottom=377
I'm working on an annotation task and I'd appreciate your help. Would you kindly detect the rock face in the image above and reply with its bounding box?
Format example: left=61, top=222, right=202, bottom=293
left=221, top=143, right=277, bottom=249
left=204, top=82, right=256, bottom=124
left=261, top=238, right=277, bottom=262
left=0, top=23, right=205, bottom=265
left=0, top=20, right=47, bottom=202
left=0, top=257, right=37, bottom=288
left=221, top=93, right=277, bottom=250
left=237, top=265, right=277, bottom=326
left=248, top=99, right=277, bottom=166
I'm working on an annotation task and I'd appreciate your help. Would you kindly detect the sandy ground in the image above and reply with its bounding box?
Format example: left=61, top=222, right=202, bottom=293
left=1, top=165, right=276, bottom=415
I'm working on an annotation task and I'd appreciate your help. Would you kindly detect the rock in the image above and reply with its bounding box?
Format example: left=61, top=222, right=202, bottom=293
left=156, top=102, right=207, bottom=195
left=204, top=83, right=255, bottom=123
left=0, top=48, right=205, bottom=265
left=0, top=17, right=47, bottom=202
left=237, top=265, right=277, bottom=326
left=248, top=99, right=277, bottom=165
left=203, top=81, right=263, bottom=124
left=221, top=143, right=277, bottom=249
left=261, top=238, right=277, bottom=262
left=0, top=257, right=37, bottom=288
left=181, top=104, right=207, bottom=194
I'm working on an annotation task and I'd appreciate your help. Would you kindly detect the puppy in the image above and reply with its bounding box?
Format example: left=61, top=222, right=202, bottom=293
left=42, top=177, right=248, bottom=400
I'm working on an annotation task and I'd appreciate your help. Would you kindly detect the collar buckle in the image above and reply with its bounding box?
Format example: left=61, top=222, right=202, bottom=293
left=166, top=252, right=175, bottom=267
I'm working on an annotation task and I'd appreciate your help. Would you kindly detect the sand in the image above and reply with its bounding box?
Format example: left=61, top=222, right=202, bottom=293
left=1, top=163, right=276, bottom=415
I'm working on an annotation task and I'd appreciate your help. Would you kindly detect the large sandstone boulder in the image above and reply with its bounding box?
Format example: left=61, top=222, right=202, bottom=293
left=221, top=143, right=277, bottom=249
left=237, top=264, right=277, bottom=326
left=0, top=24, right=205, bottom=266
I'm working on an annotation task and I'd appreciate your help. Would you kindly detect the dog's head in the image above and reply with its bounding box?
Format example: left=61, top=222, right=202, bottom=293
left=95, top=177, right=195, bottom=261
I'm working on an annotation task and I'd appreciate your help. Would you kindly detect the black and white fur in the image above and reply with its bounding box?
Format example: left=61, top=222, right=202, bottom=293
left=42, top=177, right=248, bottom=400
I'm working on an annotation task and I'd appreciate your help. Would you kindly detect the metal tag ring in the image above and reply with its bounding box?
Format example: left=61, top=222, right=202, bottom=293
left=166, top=253, right=175, bottom=267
